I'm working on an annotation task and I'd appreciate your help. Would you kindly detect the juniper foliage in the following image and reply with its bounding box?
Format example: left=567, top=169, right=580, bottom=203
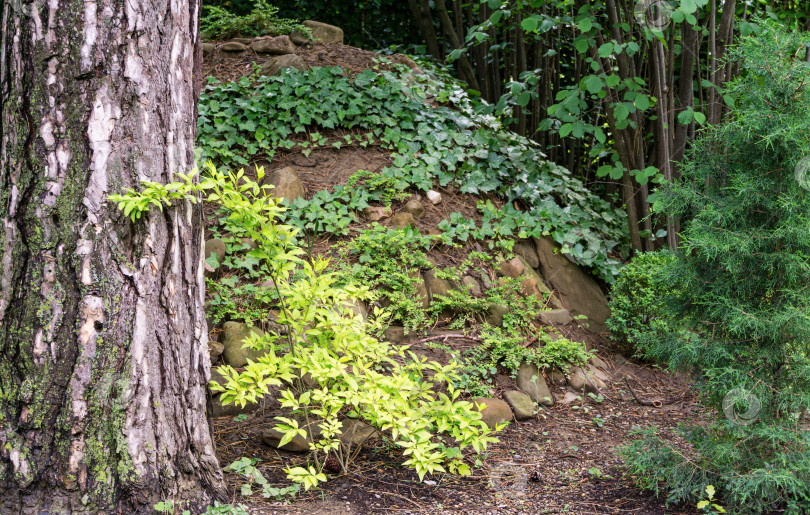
left=621, top=27, right=810, bottom=514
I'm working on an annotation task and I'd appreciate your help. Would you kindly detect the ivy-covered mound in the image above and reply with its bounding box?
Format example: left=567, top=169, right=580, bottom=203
left=197, top=63, right=630, bottom=281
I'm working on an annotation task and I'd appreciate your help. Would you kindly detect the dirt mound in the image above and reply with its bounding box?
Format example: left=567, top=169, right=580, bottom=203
left=202, top=41, right=398, bottom=82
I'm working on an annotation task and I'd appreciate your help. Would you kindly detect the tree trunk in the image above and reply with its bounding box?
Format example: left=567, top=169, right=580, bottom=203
left=0, top=0, right=226, bottom=511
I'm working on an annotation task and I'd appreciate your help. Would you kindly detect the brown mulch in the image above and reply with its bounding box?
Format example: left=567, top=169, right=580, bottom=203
left=202, top=42, right=396, bottom=83
left=212, top=328, right=701, bottom=514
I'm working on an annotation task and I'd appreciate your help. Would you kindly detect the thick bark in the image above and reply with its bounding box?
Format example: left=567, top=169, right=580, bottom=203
left=0, top=0, right=226, bottom=511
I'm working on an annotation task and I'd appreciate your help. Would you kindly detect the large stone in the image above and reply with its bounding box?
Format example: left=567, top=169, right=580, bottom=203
left=502, top=390, right=536, bottom=420
left=252, top=35, right=296, bottom=55
left=391, top=212, right=416, bottom=228
left=471, top=397, right=513, bottom=429
left=232, top=37, right=254, bottom=45
left=540, top=308, right=571, bottom=325
left=533, top=236, right=611, bottom=332
left=423, top=270, right=452, bottom=300
left=260, top=54, right=309, bottom=76
left=262, top=427, right=311, bottom=453
left=202, top=42, right=215, bottom=56
left=302, top=20, right=344, bottom=44
left=404, top=199, right=426, bottom=219
left=590, top=355, right=610, bottom=370
left=264, top=167, right=306, bottom=201
left=516, top=363, right=554, bottom=406
left=221, top=322, right=266, bottom=367
left=221, top=41, right=249, bottom=52
left=514, top=240, right=540, bottom=269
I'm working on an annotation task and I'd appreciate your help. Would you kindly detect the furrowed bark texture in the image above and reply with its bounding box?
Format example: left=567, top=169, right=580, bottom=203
left=0, top=0, right=226, bottom=510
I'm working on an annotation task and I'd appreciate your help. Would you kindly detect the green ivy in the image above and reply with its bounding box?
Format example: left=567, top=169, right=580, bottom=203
left=197, top=64, right=629, bottom=281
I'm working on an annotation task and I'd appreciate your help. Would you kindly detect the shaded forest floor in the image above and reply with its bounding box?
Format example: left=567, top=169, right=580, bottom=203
left=212, top=331, right=701, bottom=515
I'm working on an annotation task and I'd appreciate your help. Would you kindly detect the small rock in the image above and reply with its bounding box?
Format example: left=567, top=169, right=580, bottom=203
left=559, top=391, right=580, bottom=404
left=516, top=363, right=554, bottom=406
left=423, top=270, right=452, bottom=300
left=425, top=227, right=442, bottom=236
left=426, top=190, right=442, bottom=205
left=461, top=276, right=482, bottom=296
left=289, top=30, right=311, bottom=46
left=202, top=42, right=215, bottom=56
left=471, top=397, right=513, bottom=429
left=252, top=35, right=296, bottom=55
left=503, top=390, right=537, bottom=420
left=514, top=240, right=540, bottom=269
left=590, top=355, right=610, bottom=370
left=204, top=239, right=226, bottom=277
left=341, top=299, right=367, bottom=320
left=362, top=206, right=391, bottom=221
left=540, top=308, right=571, bottom=325
left=485, top=302, right=510, bottom=327
left=588, top=364, right=610, bottom=383
left=221, top=321, right=266, bottom=367
left=497, top=260, right=521, bottom=279
left=240, top=237, right=258, bottom=251
left=212, top=396, right=258, bottom=417
left=260, top=54, right=309, bottom=76
left=302, top=20, right=344, bottom=44
left=208, top=341, right=224, bottom=360
left=566, top=366, right=606, bottom=393
left=338, top=419, right=378, bottom=446
left=260, top=278, right=276, bottom=290
left=384, top=325, right=406, bottom=343
left=550, top=368, right=567, bottom=386
left=221, top=41, right=249, bottom=52
left=209, top=366, right=229, bottom=391
left=508, top=256, right=526, bottom=275
left=390, top=54, right=424, bottom=74
left=391, top=212, right=416, bottom=228
left=409, top=271, right=430, bottom=309
left=403, top=199, right=425, bottom=219
left=264, top=166, right=306, bottom=200
left=262, top=427, right=311, bottom=453
left=613, top=353, right=629, bottom=365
